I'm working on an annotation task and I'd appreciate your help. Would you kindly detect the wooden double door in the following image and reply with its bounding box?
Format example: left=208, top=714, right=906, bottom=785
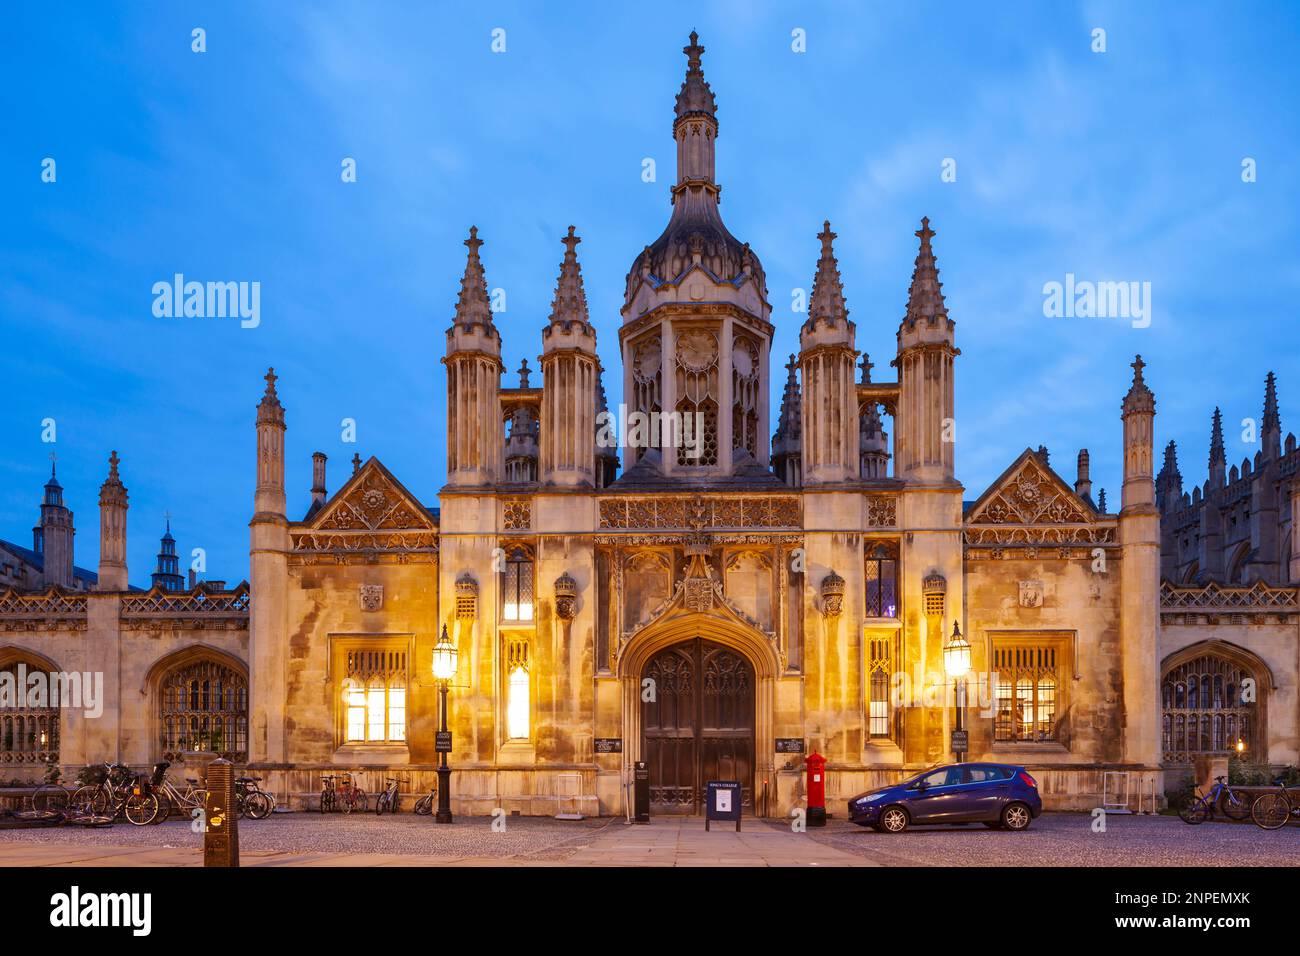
left=642, top=638, right=755, bottom=814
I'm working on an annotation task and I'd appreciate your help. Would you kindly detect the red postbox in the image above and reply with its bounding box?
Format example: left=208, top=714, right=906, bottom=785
left=805, top=752, right=827, bottom=827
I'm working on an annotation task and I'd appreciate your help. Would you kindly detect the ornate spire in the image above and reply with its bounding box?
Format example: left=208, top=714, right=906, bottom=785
left=1263, top=372, right=1281, bottom=459
left=98, top=450, right=127, bottom=505
left=1097, top=488, right=1107, bottom=512
left=451, top=226, right=495, bottom=333
left=675, top=30, right=716, bottom=121
left=1121, top=355, right=1156, bottom=415
left=1264, top=371, right=1280, bottom=428
left=773, top=355, right=803, bottom=450
left=1209, top=406, right=1226, bottom=467
left=808, top=221, right=849, bottom=324
left=256, top=367, right=284, bottom=425
left=903, top=217, right=947, bottom=324
left=1160, top=440, right=1179, bottom=475
left=517, top=358, right=532, bottom=389
left=858, top=352, right=873, bottom=384
left=547, top=226, right=591, bottom=330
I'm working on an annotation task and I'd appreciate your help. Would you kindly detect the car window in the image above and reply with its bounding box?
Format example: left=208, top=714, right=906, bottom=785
left=920, top=767, right=961, bottom=787
left=965, top=767, right=1001, bottom=783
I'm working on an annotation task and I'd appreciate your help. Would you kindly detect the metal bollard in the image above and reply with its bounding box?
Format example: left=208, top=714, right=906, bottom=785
left=203, top=758, right=239, bottom=867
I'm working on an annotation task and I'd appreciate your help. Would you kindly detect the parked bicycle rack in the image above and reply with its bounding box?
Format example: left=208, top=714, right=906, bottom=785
left=1101, top=770, right=1133, bottom=814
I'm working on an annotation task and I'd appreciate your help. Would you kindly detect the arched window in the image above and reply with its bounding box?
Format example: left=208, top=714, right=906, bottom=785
left=500, top=546, right=535, bottom=622
left=0, top=657, right=60, bottom=768
left=158, top=656, right=248, bottom=760
left=1161, top=649, right=1258, bottom=763
left=864, top=543, right=899, bottom=618
left=505, top=639, right=530, bottom=741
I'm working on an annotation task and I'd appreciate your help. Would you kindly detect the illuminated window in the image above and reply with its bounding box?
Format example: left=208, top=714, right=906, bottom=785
left=867, top=637, right=892, bottom=738
left=0, top=659, right=60, bottom=765
left=1161, top=652, right=1256, bottom=763
left=993, top=641, right=1062, bottom=743
left=340, top=647, right=408, bottom=745
left=501, top=546, right=535, bottom=621
left=508, top=666, right=530, bottom=739
left=864, top=544, right=898, bottom=618
left=158, top=656, right=247, bottom=759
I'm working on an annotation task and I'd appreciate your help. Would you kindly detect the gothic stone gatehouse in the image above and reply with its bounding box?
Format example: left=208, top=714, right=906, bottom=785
left=4, top=34, right=1297, bottom=814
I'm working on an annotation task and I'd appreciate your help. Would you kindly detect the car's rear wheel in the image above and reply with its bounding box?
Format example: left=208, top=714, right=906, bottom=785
left=1001, top=802, right=1032, bottom=831
left=879, top=806, right=909, bottom=833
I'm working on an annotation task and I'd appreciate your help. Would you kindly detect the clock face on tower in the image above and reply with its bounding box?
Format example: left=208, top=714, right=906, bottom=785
left=633, top=339, right=661, bottom=381
left=676, top=330, right=718, bottom=372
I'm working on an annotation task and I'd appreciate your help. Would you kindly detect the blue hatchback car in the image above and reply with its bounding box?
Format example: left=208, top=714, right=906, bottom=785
left=848, top=763, right=1042, bottom=833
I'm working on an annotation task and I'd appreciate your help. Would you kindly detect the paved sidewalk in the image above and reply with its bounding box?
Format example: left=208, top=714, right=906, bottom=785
left=0, top=817, right=870, bottom=867
left=566, top=817, right=874, bottom=867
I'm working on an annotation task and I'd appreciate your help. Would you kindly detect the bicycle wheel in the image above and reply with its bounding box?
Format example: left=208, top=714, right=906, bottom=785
left=244, top=792, right=273, bottom=820
left=320, top=791, right=334, bottom=813
left=355, top=791, right=368, bottom=813
left=153, top=789, right=173, bottom=824
left=375, top=792, right=387, bottom=815
left=1251, top=793, right=1291, bottom=830
left=1179, top=796, right=1211, bottom=825
left=70, top=785, right=99, bottom=813
left=30, top=784, right=70, bottom=813
left=414, top=792, right=433, bottom=815
left=125, top=792, right=159, bottom=826
left=1221, top=787, right=1252, bottom=822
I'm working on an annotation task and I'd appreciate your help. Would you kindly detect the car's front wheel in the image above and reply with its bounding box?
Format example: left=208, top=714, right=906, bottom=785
left=1001, top=802, right=1032, bottom=831
left=879, top=806, right=910, bottom=833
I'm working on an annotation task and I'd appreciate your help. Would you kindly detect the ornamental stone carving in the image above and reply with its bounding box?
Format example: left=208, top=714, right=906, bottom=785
left=1018, top=580, right=1044, bottom=608
left=359, top=584, right=384, bottom=612
left=820, top=570, right=845, bottom=618
left=455, top=574, right=478, bottom=620
left=554, top=572, right=578, bottom=621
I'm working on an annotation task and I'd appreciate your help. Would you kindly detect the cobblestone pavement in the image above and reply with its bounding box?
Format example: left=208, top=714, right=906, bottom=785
left=0, top=811, right=618, bottom=863
left=786, top=811, right=1300, bottom=867
left=2, top=810, right=1296, bottom=866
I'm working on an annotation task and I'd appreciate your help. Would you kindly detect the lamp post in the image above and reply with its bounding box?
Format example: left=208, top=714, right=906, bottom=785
left=432, top=624, right=459, bottom=824
left=943, top=621, right=971, bottom=763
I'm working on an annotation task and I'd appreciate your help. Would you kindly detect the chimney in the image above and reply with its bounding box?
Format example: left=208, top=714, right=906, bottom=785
left=1075, top=449, right=1093, bottom=500
left=311, top=452, right=328, bottom=509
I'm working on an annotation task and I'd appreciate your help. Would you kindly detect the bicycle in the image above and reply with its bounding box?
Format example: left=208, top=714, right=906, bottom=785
left=319, top=774, right=338, bottom=813
left=413, top=783, right=438, bottom=815
left=29, top=783, right=71, bottom=814
left=70, top=763, right=134, bottom=816
left=1178, top=775, right=1252, bottom=824
left=337, top=772, right=367, bottom=814
left=375, top=777, right=401, bottom=815
left=153, top=769, right=209, bottom=824
left=70, top=765, right=159, bottom=826
left=1251, top=778, right=1300, bottom=830
left=234, top=776, right=274, bottom=820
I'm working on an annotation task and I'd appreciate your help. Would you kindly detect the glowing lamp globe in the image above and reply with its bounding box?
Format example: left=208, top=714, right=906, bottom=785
left=432, top=625, right=459, bottom=682
left=944, top=622, right=971, bottom=679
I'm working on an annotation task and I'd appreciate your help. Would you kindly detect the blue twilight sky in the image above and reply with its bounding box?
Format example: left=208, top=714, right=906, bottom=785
left=2, top=1, right=1299, bottom=585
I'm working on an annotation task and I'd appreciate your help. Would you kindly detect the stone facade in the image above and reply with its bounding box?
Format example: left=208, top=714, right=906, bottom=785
left=2, top=32, right=1296, bottom=814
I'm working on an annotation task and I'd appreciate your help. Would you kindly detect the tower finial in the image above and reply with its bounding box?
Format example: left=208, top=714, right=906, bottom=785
left=808, top=220, right=849, bottom=325
left=859, top=352, right=874, bottom=384
left=1122, top=354, right=1155, bottom=415
left=451, top=225, right=495, bottom=333
left=675, top=30, right=716, bottom=120
left=547, top=226, right=590, bottom=329
left=903, top=216, right=947, bottom=325
left=1210, top=406, right=1225, bottom=465
left=1263, top=371, right=1281, bottom=449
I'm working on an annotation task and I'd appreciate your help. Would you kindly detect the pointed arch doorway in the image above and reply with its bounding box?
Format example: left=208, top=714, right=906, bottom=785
left=642, top=638, right=755, bottom=814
